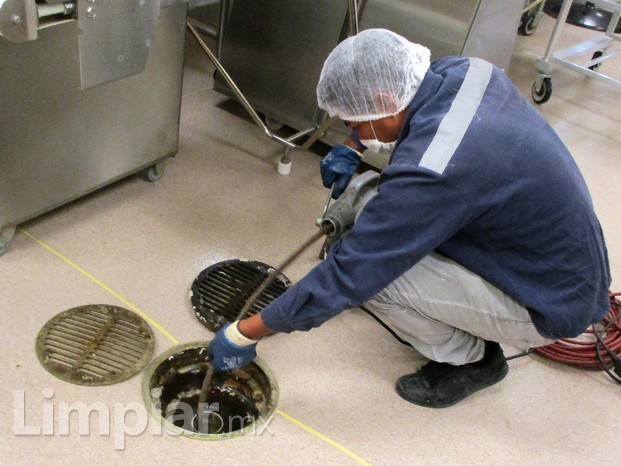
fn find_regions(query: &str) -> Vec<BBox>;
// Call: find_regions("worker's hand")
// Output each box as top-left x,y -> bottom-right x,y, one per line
207,322 -> 258,372
320,144 -> 363,199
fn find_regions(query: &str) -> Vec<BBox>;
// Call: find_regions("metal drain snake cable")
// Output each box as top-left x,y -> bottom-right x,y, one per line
198,229 -> 328,427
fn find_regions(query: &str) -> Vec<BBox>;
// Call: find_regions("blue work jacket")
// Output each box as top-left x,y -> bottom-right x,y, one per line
261,56 -> 611,339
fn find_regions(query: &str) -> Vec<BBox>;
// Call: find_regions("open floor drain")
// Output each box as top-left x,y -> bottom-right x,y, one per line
36,304 -> 154,386
142,342 -> 278,440
190,259 -> 290,332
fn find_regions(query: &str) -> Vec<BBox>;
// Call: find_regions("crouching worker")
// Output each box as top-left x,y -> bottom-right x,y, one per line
207,29 -> 611,408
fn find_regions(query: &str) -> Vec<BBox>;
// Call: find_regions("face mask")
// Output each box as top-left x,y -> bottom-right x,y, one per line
360,121 -> 397,154
359,139 -> 396,153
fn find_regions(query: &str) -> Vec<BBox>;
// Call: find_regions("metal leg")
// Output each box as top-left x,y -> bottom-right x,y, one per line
532,0 -> 573,103
604,7 -> 620,36
278,147 -> 293,175
0,225 -> 16,256
541,0 -> 573,65
587,6 -> 619,70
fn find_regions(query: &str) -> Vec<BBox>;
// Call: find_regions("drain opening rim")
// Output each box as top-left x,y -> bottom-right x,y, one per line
36,304 -> 155,386
141,341 -> 279,441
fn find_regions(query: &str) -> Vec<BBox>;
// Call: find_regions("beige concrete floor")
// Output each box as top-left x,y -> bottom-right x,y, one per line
1,13 -> 620,465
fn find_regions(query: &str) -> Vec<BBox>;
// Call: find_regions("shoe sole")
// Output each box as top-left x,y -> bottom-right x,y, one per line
396,362 -> 509,408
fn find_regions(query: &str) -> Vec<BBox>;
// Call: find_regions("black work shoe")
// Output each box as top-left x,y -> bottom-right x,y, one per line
396,341 -> 509,408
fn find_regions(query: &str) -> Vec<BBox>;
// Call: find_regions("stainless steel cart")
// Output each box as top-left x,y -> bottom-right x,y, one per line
0,1 -> 188,255
532,0 -> 621,103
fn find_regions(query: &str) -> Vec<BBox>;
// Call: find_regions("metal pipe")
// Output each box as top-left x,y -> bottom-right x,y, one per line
217,0 -> 229,58
303,116 -> 338,150
604,7 -> 620,37
542,0 -> 573,62
348,0 -> 359,35
286,127 -> 317,143
187,18 -> 217,40
521,0 -> 545,15
187,20 -> 337,152
38,2 -> 75,18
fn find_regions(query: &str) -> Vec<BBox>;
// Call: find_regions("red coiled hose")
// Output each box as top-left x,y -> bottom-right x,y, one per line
534,292 -> 621,370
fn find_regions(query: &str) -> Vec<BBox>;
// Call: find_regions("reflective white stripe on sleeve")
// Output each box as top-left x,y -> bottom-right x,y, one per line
418,58 -> 493,175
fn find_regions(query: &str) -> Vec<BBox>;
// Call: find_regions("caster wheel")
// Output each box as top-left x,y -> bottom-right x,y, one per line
265,114 -> 283,131
518,12 -> 539,36
145,161 -> 166,182
0,225 -> 17,256
589,51 -> 603,71
532,77 -> 552,104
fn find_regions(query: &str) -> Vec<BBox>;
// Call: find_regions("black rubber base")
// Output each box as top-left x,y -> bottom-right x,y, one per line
544,0 -> 621,33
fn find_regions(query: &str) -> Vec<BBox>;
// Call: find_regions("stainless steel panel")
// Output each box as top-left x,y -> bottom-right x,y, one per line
359,0 -> 523,71
358,0 -> 480,60
0,5 -> 186,233
212,0 -> 349,131
0,0 -> 38,42
77,0 -> 162,89
462,0 -> 524,71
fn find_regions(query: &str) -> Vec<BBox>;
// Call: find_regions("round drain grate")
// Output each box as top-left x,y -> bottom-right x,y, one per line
190,260 -> 290,332
36,304 -> 155,386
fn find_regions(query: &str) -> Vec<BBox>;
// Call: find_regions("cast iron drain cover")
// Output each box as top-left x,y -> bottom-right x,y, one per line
190,260 -> 290,332
36,304 -> 155,386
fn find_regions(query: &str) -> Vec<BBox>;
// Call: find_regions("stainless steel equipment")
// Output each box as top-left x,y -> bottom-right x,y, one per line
357,0 -> 523,70
212,0 -> 350,133
185,17 -> 342,177
532,0 -> 621,104
0,1 -> 188,255
206,0 -> 524,170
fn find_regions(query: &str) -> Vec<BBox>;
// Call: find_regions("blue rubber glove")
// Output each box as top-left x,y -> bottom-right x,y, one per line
207,322 -> 258,372
320,145 -> 363,199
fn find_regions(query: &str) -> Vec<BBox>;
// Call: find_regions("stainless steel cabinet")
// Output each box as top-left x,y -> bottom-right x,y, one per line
0,4 -> 187,254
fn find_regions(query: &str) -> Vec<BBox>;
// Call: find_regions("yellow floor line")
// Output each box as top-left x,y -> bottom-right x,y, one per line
276,409 -> 372,465
20,227 -> 372,465
19,228 -> 179,345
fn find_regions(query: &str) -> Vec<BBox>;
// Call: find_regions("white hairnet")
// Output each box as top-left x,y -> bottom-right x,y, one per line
316,29 -> 431,122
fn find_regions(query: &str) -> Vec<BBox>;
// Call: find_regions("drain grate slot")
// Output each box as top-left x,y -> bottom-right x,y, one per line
191,260 -> 291,332
36,304 -> 155,386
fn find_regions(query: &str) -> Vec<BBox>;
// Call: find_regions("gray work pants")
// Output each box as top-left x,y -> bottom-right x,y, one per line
364,252 -> 553,365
